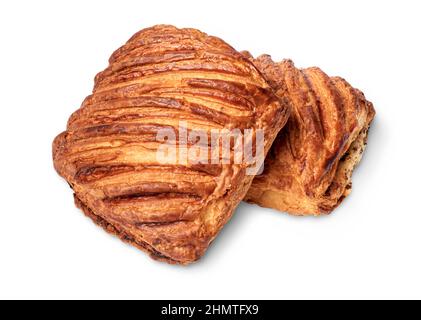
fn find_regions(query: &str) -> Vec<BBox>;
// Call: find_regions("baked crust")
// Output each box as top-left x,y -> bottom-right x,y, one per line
53,26 -> 289,264
245,55 -> 375,215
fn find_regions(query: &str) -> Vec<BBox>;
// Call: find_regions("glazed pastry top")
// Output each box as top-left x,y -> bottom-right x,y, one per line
53,25 -> 289,263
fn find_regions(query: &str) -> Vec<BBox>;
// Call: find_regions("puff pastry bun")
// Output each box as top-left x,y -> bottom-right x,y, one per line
53,26 -> 289,264
245,54 -> 375,215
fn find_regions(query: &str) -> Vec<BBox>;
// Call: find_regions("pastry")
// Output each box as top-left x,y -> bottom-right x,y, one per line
244,54 -> 375,215
52,26 -> 290,264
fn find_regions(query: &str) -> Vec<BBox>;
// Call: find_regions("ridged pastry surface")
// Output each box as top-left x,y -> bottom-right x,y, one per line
53,26 -> 289,264
245,55 -> 375,215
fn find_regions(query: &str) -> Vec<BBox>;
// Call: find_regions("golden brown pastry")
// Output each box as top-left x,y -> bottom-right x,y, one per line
52,26 -> 289,264
244,54 -> 375,215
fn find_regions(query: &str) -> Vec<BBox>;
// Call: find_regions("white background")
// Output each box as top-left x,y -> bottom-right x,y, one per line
0,0 -> 420,300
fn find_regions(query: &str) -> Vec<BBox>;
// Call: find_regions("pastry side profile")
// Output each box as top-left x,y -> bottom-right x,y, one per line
52,26 -> 289,264
244,54 -> 375,215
